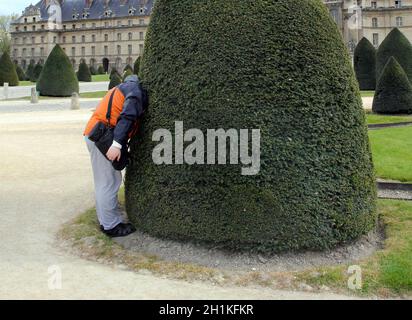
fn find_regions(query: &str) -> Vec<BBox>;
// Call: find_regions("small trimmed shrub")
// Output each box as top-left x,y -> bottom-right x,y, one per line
77,61 -> 92,82
376,28 -> 412,82
97,65 -> 105,74
122,69 -> 133,81
15,64 -> 26,81
123,64 -> 133,73
31,62 -> 43,82
0,52 -> 19,86
36,44 -> 79,97
373,56 -> 412,114
26,61 -> 35,81
133,56 -> 141,75
89,65 -> 97,75
354,37 -> 376,90
110,67 -> 120,79
125,0 -> 377,253
108,73 -> 122,89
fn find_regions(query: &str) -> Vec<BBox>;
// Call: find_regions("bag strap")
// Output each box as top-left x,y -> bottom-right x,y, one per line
106,88 -> 117,126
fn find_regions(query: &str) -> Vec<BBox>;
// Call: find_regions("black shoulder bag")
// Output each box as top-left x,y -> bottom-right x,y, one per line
88,89 -> 129,171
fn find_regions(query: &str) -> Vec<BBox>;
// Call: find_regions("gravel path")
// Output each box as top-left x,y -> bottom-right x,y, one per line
0,106 -> 360,299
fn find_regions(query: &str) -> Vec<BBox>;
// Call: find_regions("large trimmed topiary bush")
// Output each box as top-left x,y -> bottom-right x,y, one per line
108,72 -> 122,89
354,37 -> 376,90
77,61 -> 92,82
126,0 -> 377,253
373,56 -> 412,114
133,56 -> 141,75
376,28 -> 412,82
0,52 -> 19,86
15,63 -> 26,82
25,61 -> 35,82
36,44 -> 79,97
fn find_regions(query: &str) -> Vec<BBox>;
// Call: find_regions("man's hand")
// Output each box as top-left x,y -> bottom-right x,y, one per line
106,146 -> 121,162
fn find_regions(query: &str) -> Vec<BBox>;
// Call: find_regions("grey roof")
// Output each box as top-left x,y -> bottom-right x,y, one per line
30,0 -> 154,22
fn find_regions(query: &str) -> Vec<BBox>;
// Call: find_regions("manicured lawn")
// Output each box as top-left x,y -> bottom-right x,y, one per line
80,91 -> 107,98
361,91 -> 375,97
91,74 -> 110,82
18,81 -> 35,86
369,126 -> 412,182
367,113 -> 412,125
297,200 -> 412,297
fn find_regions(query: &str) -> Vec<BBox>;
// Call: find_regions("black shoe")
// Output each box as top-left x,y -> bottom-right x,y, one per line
101,223 -> 136,238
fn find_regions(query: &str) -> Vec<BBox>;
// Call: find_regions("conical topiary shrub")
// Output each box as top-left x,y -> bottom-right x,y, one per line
36,44 -> 79,97
15,64 -> 26,81
77,61 -> 92,82
122,69 -> 133,82
108,73 -> 122,90
26,61 -> 35,81
97,65 -> 105,75
89,65 -> 97,75
110,67 -> 120,79
133,56 -> 141,75
376,28 -> 412,82
123,64 -> 133,73
0,52 -> 19,86
354,37 -> 376,90
373,56 -> 412,114
31,62 -> 43,82
126,0 -> 377,253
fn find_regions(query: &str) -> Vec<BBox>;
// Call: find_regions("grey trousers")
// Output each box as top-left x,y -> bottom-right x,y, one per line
85,137 -> 124,230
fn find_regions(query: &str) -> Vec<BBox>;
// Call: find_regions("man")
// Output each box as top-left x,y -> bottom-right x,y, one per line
84,75 -> 145,237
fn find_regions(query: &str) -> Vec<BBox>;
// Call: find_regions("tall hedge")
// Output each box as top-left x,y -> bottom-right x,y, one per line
0,52 -> 19,86
15,63 -> 26,81
376,28 -> 412,82
354,37 -> 376,90
77,61 -> 92,82
36,44 -> 79,97
373,57 -> 412,114
126,0 -> 377,253
134,57 -> 141,75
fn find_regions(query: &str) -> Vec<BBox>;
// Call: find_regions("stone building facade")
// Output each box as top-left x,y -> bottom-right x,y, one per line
9,0 -> 412,72
324,0 -> 412,52
10,0 -> 154,72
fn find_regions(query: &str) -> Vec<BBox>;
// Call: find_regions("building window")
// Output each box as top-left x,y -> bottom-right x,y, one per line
104,46 -> 108,55
53,36 -> 57,43
23,37 -> 26,44
128,32 -> 132,40
33,17 -> 36,22
396,16 -> 403,27
63,25 -> 66,30
81,47 -> 86,56
24,18 -> 27,23
395,1 -> 402,8
22,48 -> 26,57
24,26 -> 27,31
104,34 -> 109,42
32,36 -> 35,44
40,47 -> 44,57
139,19 -> 144,25
72,47 -> 76,56
13,49 -> 18,57
41,25 -> 44,30
72,24 -> 76,29
139,44 -> 144,54
15,26 -> 19,32
371,1 -> 377,9
92,34 -> 96,42
117,21 -> 122,27
91,46 -> 95,56
373,33 -> 379,47
139,32 -> 144,40
372,18 -> 378,28
31,48 -> 35,57
72,36 -> 76,43
82,23 -> 86,29
104,22 -> 109,28
41,36 -> 44,43
82,35 -> 86,43
128,20 -> 132,26
117,33 -> 122,41
117,45 -> 121,55
128,45 -> 132,55
92,22 -> 96,28
32,25 -> 36,31
63,36 -> 66,43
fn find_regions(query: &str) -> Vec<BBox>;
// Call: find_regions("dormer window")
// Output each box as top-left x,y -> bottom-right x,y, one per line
82,12 -> 90,19
139,7 -> 146,15
128,7 -> 136,15
104,10 -> 112,17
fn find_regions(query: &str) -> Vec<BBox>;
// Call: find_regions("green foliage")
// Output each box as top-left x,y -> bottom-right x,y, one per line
77,61 -> 92,82
354,37 -> 376,90
25,61 -> 35,81
31,62 -> 43,82
89,65 -> 97,75
376,28 -> 412,82
123,64 -> 133,73
134,56 -> 141,75
36,44 -> 79,97
0,51 -> 18,86
97,65 -> 105,74
110,67 -> 120,79
122,69 -> 133,81
373,57 -> 412,114
108,73 -> 122,90
14,63 -> 26,81
126,0 -> 377,253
